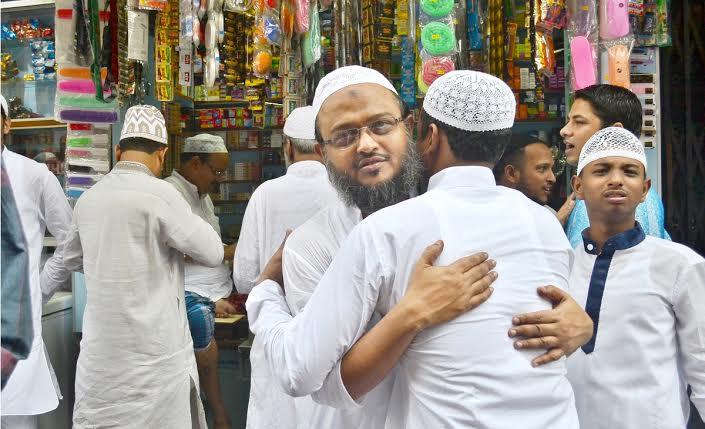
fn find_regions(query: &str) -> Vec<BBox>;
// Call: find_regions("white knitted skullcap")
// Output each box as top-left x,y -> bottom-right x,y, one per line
283,106 -> 316,140
577,127 -> 646,175
120,105 -> 168,145
423,70 -> 516,132
184,133 -> 227,153
0,95 -> 8,117
312,66 -> 398,120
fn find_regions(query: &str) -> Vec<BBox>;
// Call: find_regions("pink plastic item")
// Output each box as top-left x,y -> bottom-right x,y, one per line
58,80 -> 111,96
294,0 -> 309,34
570,36 -> 596,90
600,0 -> 630,39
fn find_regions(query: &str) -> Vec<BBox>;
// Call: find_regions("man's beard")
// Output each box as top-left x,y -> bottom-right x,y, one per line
325,139 -> 422,216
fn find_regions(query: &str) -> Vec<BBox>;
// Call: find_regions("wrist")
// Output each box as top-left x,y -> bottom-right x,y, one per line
393,299 -> 428,333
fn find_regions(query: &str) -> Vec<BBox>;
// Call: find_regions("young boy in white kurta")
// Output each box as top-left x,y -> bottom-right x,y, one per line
566,127 -> 705,429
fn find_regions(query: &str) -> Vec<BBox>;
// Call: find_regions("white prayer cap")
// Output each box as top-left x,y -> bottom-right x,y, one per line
0,95 -> 8,117
120,105 -> 168,145
577,127 -> 646,175
422,70 -> 516,132
312,66 -> 398,119
184,133 -> 227,153
283,106 -> 316,140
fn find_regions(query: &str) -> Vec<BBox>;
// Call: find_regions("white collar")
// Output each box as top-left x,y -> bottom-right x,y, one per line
427,166 -> 496,191
286,160 -> 327,178
170,170 -> 202,200
114,161 -> 155,177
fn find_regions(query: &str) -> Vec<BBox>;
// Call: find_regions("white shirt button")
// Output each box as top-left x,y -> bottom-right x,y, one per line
587,244 -> 594,251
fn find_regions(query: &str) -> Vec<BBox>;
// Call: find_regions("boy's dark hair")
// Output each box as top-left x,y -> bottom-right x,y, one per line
575,84 -> 643,136
493,134 -> 550,180
419,109 -> 510,166
118,137 -> 164,154
314,92 -> 411,144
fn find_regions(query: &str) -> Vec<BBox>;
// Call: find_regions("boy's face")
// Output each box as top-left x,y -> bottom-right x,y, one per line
560,99 -> 603,167
572,156 -> 650,225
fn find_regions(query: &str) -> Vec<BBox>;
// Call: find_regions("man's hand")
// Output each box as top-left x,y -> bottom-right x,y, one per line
401,240 -> 497,332
556,192 -> 576,226
255,230 -> 291,288
509,285 -> 593,367
215,299 -> 237,317
223,244 -> 235,263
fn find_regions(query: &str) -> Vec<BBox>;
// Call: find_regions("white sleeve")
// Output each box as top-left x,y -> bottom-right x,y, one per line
60,214 -> 83,273
283,241 -> 325,315
232,193 -> 261,293
673,258 -> 705,419
245,224 -> 387,397
160,190 -> 224,267
39,170 -> 74,300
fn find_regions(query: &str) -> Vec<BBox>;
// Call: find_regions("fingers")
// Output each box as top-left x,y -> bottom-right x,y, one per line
461,259 -> 496,284
537,285 -> 568,305
513,335 -> 560,350
465,286 -> 493,311
531,348 -> 566,367
416,240 -> 445,268
450,251 -> 490,273
511,309 -> 557,327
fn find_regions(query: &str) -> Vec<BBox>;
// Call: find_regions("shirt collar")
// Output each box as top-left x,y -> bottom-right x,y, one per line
581,222 -> 646,255
427,166 -> 496,192
286,160 -> 327,177
114,161 -> 155,177
170,170 -> 202,200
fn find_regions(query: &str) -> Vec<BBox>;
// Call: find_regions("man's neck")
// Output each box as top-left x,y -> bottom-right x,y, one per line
585,215 -> 637,253
176,168 -> 204,196
290,155 -> 322,164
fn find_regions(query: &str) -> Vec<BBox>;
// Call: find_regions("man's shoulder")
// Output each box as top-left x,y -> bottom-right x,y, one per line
641,236 -> 704,265
286,203 -> 346,254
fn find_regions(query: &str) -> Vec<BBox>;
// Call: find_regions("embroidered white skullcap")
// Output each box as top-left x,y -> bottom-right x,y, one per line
423,70 -> 516,132
283,106 -> 316,140
577,127 -> 647,175
184,133 -> 227,153
120,105 -> 168,145
312,66 -> 398,119
0,95 -> 8,117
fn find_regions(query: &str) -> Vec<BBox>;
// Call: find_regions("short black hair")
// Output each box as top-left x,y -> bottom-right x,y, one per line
419,109 -> 510,165
179,152 -> 213,164
314,92 -> 411,144
493,135 -> 550,180
574,84 -> 643,136
118,137 -> 164,154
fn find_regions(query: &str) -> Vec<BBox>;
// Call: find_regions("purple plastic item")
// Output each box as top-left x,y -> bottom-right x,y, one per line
68,176 -> 95,186
59,110 -> 118,123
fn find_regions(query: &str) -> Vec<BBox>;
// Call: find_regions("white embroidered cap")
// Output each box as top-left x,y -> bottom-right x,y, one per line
184,133 -> 227,153
312,66 -> 398,119
283,106 -> 316,140
120,105 -> 168,145
577,127 -> 646,175
423,70 -> 516,132
0,95 -> 8,117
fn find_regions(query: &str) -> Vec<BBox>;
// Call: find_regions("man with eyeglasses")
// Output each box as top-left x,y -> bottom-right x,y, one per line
164,133 -> 236,429
234,106 -> 339,429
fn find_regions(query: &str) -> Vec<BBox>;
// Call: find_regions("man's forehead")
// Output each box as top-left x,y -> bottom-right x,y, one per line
588,156 -> 643,168
319,83 -> 398,112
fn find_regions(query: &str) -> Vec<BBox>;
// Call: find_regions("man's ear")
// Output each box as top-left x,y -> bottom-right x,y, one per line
572,174 -> 584,200
641,178 -> 651,203
612,122 -> 624,129
421,124 -> 441,158
504,164 -> 520,185
115,144 -> 122,161
314,142 -> 324,158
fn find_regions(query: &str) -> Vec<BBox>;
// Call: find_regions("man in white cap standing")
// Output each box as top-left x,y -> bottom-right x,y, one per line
235,106 -> 339,429
566,127 -> 704,428
1,95 -> 74,428
60,105 -> 224,428
164,133 -> 235,429
247,70 -> 590,428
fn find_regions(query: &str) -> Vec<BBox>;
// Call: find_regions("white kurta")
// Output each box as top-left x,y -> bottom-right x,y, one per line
232,160 -> 338,294
165,170 -> 232,302
247,166 -> 579,429
61,161 -> 224,429
566,228 -> 705,428
237,161 -> 338,429
1,149 -> 72,416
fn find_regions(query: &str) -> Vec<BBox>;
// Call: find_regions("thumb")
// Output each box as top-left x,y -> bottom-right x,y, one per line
537,285 -> 567,305
418,240 -> 444,267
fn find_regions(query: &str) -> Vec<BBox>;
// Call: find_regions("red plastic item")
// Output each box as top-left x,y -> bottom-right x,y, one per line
57,9 -> 73,19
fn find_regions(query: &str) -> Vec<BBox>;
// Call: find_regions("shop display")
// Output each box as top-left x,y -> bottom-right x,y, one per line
64,123 -> 111,202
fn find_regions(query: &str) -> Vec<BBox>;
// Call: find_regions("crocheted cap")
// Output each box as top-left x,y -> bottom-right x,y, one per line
283,106 -> 316,140
184,133 -> 227,153
577,127 -> 646,175
312,66 -> 398,120
422,70 -> 516,132
120,105 -> 168,145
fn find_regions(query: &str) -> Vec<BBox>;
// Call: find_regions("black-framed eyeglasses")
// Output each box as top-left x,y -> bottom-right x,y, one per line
206,162 -> 226,178
322,116 -> 404,149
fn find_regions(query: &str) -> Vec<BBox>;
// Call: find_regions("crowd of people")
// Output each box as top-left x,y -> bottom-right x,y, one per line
0,65 -> 703,429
